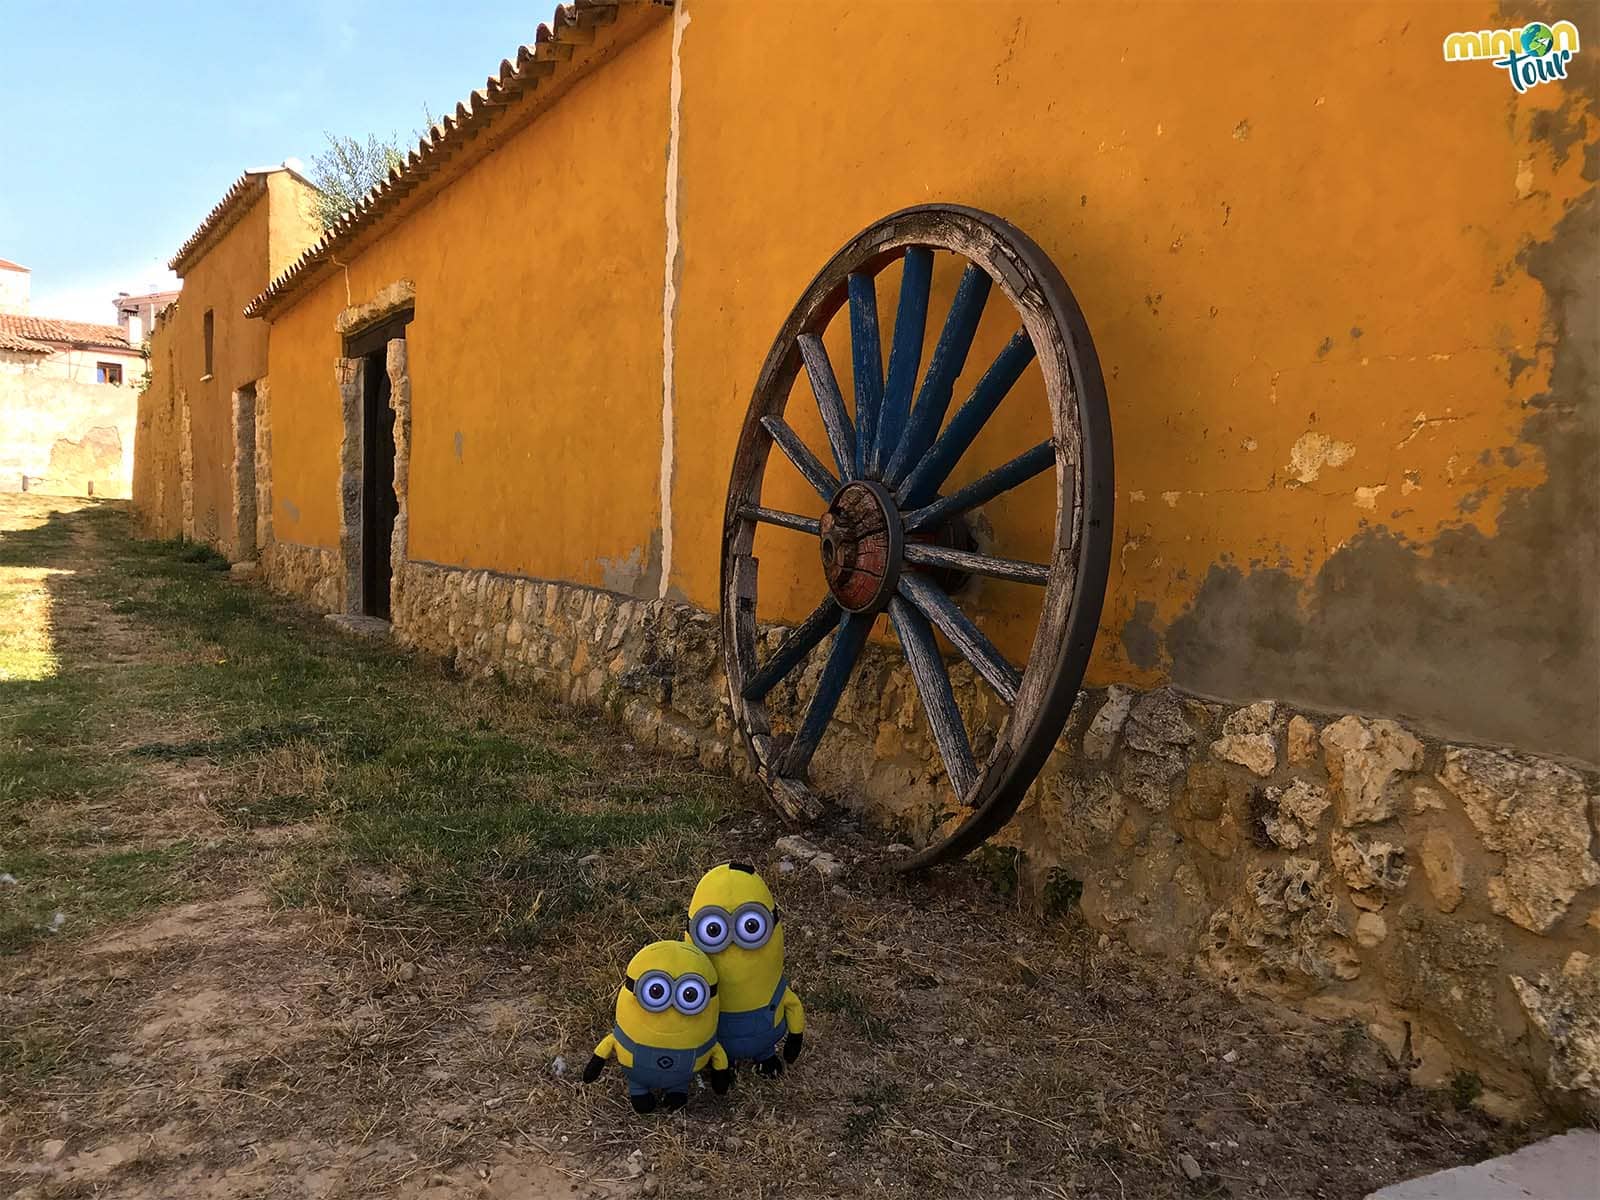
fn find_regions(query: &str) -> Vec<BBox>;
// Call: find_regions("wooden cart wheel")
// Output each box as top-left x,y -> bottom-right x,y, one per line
719,205 -> 1113,869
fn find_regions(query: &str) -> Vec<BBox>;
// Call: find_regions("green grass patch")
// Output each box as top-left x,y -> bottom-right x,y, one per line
0,843 -> 199,955
1,502 -> 742,956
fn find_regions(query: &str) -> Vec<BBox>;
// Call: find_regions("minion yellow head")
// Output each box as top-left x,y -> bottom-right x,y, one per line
613,940 -> 720,1050
686,863 -> 785,1009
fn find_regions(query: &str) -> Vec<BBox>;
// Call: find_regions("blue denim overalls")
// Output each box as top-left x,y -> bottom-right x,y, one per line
717,974 -> 788,1062
611,1025 -> 719,1096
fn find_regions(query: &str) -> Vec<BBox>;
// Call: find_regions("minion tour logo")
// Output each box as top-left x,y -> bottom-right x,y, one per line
1443,19 -> 1581,92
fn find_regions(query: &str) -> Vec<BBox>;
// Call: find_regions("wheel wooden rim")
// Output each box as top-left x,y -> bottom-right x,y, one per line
719,205 -> 1114,869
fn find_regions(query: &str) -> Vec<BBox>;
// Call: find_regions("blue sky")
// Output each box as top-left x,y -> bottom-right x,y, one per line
0,1 -> 538,322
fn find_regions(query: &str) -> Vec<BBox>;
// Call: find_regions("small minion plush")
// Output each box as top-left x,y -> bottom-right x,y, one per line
686,862 -> 805,1075
583,940 -> 731,1112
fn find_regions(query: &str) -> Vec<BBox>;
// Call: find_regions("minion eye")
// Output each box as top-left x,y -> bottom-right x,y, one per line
673,974 -> 710,1015
636,971 -> 673,1013
733,904 -> 772,949
692,909 -> 732,952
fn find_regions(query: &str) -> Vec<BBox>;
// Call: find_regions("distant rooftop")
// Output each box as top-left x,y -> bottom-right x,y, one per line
0,313 -> 130,354
0,258 -> 29,273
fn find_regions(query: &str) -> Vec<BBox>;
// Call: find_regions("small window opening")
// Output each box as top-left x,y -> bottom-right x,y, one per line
203,309 -> 215,377
96,361 -> 123,385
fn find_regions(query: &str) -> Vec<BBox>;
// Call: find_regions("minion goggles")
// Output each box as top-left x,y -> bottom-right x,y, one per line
689,902 -> 779,953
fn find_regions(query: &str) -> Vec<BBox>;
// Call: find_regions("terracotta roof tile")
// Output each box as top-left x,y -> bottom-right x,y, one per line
0,258 -> 29,272
0,313 -> 130,351
0,330 -> 51,353
245,0 -> 651,320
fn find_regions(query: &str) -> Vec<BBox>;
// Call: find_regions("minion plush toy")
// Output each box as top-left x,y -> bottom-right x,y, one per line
582,941 -> 732,1112
686,863 -> 805,1076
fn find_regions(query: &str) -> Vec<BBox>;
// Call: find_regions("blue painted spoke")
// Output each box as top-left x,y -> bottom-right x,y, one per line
847,272 -> 883,477
898,573 -> 1021,705
903,543 -> 1050,586
781,611 -> 873,777
760,415 -> 839,502
736,504 -> 821,536
869,247 -> 934,478
883,264 -> 993,488
897,329 -> 1035,509
888,597 -> 977,797
742,597 -> 840,702
903,439 -> 1055,533
797,334 -> 856,480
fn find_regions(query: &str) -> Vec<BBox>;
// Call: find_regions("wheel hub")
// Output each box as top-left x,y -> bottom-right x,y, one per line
819,479 -> 903,613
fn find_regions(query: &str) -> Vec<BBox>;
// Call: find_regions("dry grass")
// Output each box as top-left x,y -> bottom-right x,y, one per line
0,496 -> 1547,1199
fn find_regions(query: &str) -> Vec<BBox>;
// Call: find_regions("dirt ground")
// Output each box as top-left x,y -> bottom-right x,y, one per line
0,495 -> 1552,1199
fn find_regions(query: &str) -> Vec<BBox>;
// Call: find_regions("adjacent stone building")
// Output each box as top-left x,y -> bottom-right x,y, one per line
0,302 -> 147,497
133,161 -> 321,557
136,2 -> 1598,1116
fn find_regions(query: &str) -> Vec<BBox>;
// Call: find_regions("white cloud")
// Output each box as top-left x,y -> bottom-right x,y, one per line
28,259 -> 179,324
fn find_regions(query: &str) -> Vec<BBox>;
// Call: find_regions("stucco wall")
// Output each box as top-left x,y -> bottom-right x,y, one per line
133,315 -> 184,534
137,173 -> 321,555
0,367 -> 137,497
667,0 -> 1597,764
263,6 -> 670,594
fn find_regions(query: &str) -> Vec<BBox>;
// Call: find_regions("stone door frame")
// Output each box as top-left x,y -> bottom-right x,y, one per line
229,381 -> 258,563
334,282 -> 415,619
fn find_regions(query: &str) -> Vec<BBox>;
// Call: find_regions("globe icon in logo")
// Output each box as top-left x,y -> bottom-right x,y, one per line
1522,23 -> 1555,56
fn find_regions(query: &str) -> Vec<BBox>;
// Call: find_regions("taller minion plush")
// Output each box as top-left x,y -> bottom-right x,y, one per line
583,940 -> 731,1113
686,863 -> 804,1075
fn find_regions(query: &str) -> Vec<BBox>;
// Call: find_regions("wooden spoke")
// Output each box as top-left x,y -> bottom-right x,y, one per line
736,505 -> 821,536
847,272 -> 884,478
869,246 -> 933,478
897,573 -> 1021,705
897,328 -> 1035,509
883,263 -> 992,487
780,611 -> 873,777
760,414 -> 839,501
903,439 -> 1054,533
796,333 -> 857,480
903,542 -> 1049,586
741,596 -> 840,702
888,597 -> 977,797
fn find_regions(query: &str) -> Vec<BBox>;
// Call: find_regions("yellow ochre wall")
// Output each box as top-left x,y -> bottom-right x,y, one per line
263,9 -> 670,593
136,172 -> 321,555
667,0 -> 1596,762
133,314 -> 182,533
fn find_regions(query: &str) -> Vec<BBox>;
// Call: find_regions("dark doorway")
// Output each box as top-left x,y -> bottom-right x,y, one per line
344,311 -> 412,620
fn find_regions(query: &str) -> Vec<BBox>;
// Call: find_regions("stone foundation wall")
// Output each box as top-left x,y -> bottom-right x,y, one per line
265,540 -> 341,612
301,554 -> 1600,1117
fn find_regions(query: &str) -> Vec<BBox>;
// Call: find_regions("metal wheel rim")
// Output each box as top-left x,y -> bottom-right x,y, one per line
719,204 -> 1114,870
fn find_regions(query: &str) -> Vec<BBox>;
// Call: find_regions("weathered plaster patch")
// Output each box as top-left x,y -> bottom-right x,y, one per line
1286,432 -> 1355,484
596,528 -> 664,600
1167,191 -> 1599,763
1353,485 -> 1387,510
1120,599 -> 1160,670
